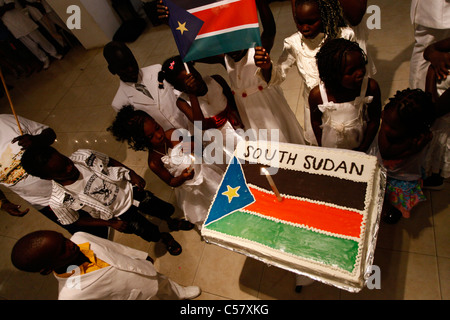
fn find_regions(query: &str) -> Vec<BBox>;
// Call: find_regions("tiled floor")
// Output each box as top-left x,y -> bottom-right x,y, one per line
0,0 -> 448,300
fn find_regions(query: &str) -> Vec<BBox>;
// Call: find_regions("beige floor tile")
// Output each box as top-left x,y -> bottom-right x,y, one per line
341,248 -> 440,300
193,244 -> 264,299
431,183 -> 450,258
438,257 -> 450,299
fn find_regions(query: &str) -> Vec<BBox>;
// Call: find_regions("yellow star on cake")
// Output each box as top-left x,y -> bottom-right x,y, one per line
222,185 -> 240,203
176,21 -> 188,35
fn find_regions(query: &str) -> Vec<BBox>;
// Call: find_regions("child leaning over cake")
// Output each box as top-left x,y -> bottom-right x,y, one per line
158,55 -> 244,164
254,0 -> 355,145
368,89 -> 438,224
109,106 -> 224,229
308,38 -> 381,152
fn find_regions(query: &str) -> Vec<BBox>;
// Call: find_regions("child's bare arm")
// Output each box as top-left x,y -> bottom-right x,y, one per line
357,78 -> 381,152
148,153 -> 194,188
308,86 -> 324,146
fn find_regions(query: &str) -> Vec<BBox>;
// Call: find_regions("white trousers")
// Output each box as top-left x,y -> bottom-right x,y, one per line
409,25 -> 450,90
19,29 -> 59,62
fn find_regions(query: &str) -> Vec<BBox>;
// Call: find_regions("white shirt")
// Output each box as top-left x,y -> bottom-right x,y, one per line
0,0 -> 38,38
55,232 -> 160,300
0,114 -> 52,209
111,65 -> 191,132
49,149 -> 133,225
411,0 -> 450,29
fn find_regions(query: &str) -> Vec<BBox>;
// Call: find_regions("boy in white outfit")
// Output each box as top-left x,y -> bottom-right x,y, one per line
11,230 -> 201,300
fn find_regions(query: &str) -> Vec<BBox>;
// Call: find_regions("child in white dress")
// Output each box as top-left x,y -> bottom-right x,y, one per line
309,38 -> 381,152
159,55 -> 244,164
254,0 -> 355,145
109,106 -> 224,228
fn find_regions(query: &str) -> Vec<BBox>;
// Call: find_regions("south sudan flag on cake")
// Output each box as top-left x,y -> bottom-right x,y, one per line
201,141 -> 385,292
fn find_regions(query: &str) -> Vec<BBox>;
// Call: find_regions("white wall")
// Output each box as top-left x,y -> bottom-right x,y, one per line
46,0 -> 122,49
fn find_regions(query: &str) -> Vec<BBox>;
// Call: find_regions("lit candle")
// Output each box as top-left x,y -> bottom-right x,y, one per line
260,167 -> 282,202
188,155 -> 195,173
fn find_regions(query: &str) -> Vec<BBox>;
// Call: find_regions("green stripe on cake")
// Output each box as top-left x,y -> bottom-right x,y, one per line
205,211 -> 359,273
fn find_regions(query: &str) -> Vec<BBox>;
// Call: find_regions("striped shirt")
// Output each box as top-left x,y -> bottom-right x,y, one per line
49,149 -> 133,225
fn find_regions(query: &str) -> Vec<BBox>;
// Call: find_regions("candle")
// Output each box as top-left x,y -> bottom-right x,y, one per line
261,167 -> 282,202
188,155 -> 195,173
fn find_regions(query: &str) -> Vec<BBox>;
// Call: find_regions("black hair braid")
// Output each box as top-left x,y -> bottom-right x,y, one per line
317,0 -> 347,39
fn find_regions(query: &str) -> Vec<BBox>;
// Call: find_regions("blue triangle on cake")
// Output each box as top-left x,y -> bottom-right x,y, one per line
204,156 -> 255,226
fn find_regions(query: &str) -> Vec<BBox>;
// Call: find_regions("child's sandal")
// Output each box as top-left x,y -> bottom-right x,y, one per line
161,233 -> 182,256
168,218 -> 195,231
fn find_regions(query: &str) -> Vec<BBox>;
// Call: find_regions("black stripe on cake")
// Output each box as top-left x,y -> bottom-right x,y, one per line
241,163 -> 368,211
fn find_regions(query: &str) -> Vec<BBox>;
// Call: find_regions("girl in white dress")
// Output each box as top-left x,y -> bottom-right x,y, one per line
254,0 -> 355,145
309,38 -> 381,152
159,55 -> 243,165
109,106 -> 224,228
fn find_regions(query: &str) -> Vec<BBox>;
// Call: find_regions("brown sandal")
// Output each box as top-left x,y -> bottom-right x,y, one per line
161,233 -> 182,256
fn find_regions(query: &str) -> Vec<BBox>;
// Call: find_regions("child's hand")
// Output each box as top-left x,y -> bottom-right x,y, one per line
254,46 -> 271,70
129,170 -> 146,190
428,51 -> 450,81
184,73 -> 200,94
181,167 -> 195,181
157,0 -> 169,22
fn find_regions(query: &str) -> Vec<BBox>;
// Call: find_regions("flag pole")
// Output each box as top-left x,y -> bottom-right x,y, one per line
183,62 -> 191,74
0,68 -> 23,135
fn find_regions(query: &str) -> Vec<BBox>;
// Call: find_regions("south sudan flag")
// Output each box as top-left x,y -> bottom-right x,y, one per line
167,0 -> 261,62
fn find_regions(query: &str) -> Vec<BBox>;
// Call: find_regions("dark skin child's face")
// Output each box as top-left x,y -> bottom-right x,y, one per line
43,151 -> 80,183
110,50 -> 139,83
340,50 -> 366,90
295,2 -> 323,39
142,116 -> 166,147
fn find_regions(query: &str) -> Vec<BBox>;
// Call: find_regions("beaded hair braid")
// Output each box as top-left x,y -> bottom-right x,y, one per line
295,0 -> 347,39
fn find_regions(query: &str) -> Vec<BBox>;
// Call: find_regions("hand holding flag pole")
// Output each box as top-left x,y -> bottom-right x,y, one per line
0,68 -> 23,135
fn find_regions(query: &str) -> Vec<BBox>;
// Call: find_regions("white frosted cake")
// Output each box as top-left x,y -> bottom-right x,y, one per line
201,141 -> 384,292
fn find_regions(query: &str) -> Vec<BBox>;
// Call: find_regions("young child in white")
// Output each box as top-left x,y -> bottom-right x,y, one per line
109,106 -> 224,229
254,0 -> 355,145
308,38 -> 381,152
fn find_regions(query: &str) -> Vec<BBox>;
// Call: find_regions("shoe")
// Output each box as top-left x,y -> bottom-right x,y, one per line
382,207 -> 402,224
161,232 -> 182,256
168,218 -> 195,231
183,286 -> 201,300
43,58 -> 50,70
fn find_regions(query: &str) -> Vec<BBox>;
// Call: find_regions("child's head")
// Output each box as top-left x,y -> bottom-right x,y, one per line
159,55 -> 207,95
11,230 -> 81,275
108,105 -> 164,151
294,0 -> 346,40
381,89 -> 435,140
21,145 -> 79,182
316,38 -> 367,92
103,41 -> 139,83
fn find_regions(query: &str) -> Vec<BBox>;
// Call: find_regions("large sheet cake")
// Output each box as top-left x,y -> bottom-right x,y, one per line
201,141 -> 385,292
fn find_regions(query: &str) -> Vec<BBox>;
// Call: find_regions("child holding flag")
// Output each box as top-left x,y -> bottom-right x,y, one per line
158,55 -> 243,164
254,0 -> 355,145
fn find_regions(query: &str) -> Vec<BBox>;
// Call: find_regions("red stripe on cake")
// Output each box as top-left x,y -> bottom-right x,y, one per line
244,186 -> 364,239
